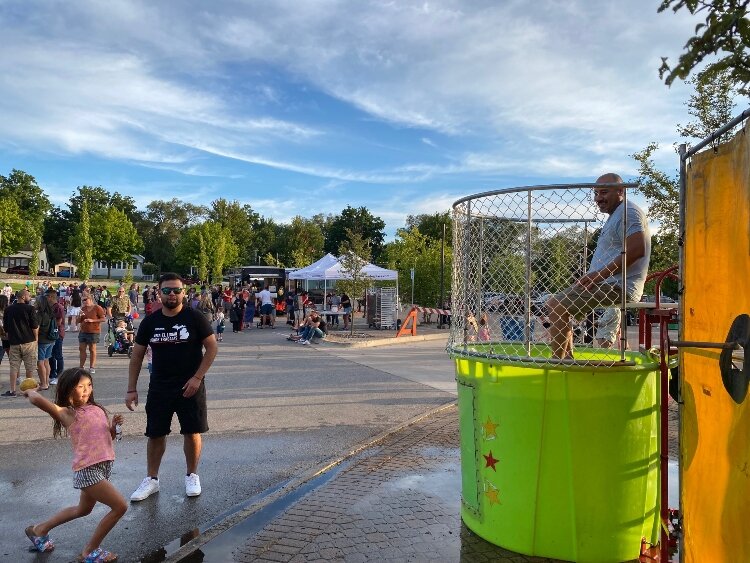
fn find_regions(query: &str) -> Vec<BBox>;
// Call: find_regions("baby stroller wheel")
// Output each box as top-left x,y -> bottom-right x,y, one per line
108,344 -> 114,357
127,347 -> 133,358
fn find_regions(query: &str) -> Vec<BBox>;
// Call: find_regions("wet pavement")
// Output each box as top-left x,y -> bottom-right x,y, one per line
168,400 -> 680,563
0,312 -> 679,563
0,319 -> 456,562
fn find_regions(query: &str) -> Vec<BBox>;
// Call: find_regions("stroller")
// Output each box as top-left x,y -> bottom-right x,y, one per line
106,316 -> 134,358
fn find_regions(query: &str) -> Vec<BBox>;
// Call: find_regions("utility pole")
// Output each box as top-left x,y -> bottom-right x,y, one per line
438,222 -> 445,329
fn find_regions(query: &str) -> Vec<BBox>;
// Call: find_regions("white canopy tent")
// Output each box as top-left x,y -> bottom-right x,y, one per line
288,254 -> 399,319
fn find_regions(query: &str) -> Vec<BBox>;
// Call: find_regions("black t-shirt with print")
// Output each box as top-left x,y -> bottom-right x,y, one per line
135,306 -> 213,389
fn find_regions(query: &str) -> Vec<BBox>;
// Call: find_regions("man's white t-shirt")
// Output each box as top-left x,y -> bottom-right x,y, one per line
258,289 -> 273,306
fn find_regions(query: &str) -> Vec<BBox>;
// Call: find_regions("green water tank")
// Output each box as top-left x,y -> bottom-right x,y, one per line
453,345 -> 660,563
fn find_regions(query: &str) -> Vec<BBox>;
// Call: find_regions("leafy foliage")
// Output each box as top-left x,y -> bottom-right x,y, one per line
405,212 -> 452,246
71,200 -> 93,280
281,216 -> 325,267
175,221 -> 238,280
0,197 -> 27,256
89,206 -> 143,278
659,0 -> 750,94
337,230 -> 374,334
633,66 -> 738,296
140,199 -> 207,271
326,206 -> 386,260
384,227 -> 451,308
209,199 -> 258,264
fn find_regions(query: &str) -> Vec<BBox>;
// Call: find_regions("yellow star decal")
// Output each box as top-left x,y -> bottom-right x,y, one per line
482,416 -> 498,440
484,482 -> 501,506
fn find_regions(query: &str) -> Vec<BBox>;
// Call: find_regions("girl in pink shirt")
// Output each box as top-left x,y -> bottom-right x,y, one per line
22,368 -> 127,562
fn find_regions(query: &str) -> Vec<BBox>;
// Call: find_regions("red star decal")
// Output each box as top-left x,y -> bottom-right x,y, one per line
483,450 -> 498,471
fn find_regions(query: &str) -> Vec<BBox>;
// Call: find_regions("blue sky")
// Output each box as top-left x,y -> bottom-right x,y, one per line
0,1 -> 700,239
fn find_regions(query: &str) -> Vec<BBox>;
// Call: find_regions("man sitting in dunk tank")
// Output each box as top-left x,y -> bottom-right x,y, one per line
546,173 -> 651,359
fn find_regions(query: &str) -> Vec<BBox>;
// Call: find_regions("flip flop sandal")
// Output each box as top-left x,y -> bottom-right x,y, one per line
25,525 -> 54,552
79,547 -> 118,562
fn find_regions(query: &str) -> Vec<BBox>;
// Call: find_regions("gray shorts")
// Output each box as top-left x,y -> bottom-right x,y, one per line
553,283 -> 622,320
595,308 -> 622,344
74,460 -> 113,489
78,332 -> 100,345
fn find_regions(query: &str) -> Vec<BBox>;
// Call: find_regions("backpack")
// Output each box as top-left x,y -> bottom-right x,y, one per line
40,309 -> 59,341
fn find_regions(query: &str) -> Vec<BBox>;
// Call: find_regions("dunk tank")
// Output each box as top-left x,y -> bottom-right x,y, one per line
448,184 -> 660,562
449,109 -> 750,563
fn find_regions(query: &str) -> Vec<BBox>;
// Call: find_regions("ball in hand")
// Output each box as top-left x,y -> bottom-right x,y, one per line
19,378 -> 39,391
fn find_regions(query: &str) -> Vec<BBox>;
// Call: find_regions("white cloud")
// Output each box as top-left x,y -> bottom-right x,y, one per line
0,0 -> 706,196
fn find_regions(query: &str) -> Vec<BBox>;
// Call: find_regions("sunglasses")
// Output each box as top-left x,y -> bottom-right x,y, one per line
161,287 -> 184,295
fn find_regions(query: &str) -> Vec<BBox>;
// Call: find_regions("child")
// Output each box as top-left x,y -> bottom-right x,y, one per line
115,318 -> 133,344
478,316 -> 491,341
22,368 -> 127,562
216,312 -> 225,342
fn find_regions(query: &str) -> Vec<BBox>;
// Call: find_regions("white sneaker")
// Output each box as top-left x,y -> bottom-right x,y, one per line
49,378 -> 58,385
299,340 -> 309,345
185,473 -> 201,497
130,477 -> 159,501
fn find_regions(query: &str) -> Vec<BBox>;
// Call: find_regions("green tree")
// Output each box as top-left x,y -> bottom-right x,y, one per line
140,199 -> 207,271
658,0 -> 750,94
197,232 -> 209,283
282,216 -> 325,267
209,199 -> 258,263
384,227 -> 452,308
326,206 -> 386,260
175,221 -> 238,280
68,186 -> 139,224
633,67 -> 737,296
90,206 -> 143,278
28,233 -> 41,277
337,230 -> 375,334
71,200 -> 94,280
0,170 -> 52,260
123,263 -> 134,287
532,228 -> 582,294
250,217 -> 279,264
0,198 -> 28,256
43,207 -> 73,265
0,169 -> 52,233
405,212 -> 452,246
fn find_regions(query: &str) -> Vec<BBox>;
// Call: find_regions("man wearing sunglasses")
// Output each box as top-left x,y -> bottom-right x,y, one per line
125,273 -> 217,501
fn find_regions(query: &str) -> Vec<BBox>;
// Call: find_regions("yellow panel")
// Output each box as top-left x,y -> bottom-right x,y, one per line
682,120 -> 750,562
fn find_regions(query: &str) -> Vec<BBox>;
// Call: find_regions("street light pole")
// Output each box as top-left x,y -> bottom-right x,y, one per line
438,222 -> 445,329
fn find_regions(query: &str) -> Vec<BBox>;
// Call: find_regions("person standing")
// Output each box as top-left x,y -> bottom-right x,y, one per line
67,284 -> 82,332
78,295 -> 106,374
49,290 -> 66,384
126,273 -> 217,501
2,290 -> 39,396
108,286 -> 131,321
35,288 -> 60,388
257,285 -> 275,329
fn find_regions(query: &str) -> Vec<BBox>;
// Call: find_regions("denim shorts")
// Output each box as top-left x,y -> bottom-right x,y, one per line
38,342 -> 54,361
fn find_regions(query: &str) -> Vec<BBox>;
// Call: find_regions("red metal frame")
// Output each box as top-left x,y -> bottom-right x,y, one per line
637,266 -> 680,563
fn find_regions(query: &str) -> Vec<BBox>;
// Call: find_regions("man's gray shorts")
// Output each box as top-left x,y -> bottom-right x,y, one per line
553,283 -> 622,320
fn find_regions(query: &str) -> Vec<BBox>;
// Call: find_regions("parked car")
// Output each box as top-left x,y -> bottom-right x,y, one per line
5,265 -> 29,275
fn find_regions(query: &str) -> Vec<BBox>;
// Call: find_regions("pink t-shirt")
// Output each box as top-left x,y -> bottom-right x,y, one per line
69,404 -> 115,471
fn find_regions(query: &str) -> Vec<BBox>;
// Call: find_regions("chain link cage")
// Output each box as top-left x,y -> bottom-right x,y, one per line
449,183 -> 637,367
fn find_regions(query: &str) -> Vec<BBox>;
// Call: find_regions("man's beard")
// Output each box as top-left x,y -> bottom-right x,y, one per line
162,299 -> 181,310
